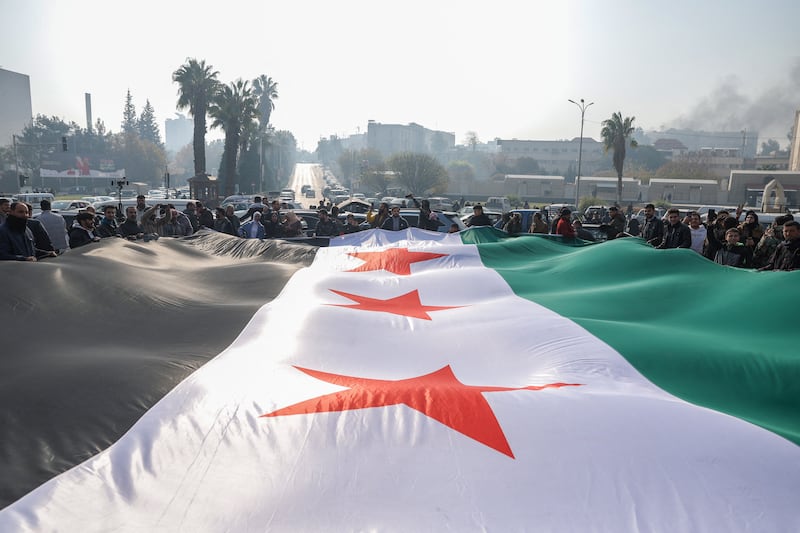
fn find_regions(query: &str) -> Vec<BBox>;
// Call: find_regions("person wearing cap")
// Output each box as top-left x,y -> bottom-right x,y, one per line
466,204 -> 492,227
314,209 -> 339,237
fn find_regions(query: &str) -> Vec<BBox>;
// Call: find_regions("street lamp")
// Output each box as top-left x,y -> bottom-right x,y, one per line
568,98 -> 594,207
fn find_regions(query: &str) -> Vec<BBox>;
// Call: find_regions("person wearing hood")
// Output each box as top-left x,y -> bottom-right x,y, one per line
69,211 -> 101,249
738,210 -> 763,251
240,211 -> 266,239
283,211 -> 303,237
0,202 -> 37,261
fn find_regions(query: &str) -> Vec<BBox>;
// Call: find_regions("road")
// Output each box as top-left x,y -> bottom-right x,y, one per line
285,163 -> 325,208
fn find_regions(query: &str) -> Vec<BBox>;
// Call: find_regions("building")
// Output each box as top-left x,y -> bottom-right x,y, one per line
653,138 -> 688,159
366,121 -> 455,156
0,68 -> 33,147
648,178 -> 721,205
164,114 -> 193,153
727,170 -> 800,209
646,128 -> 759,159
492,138 -> 604,175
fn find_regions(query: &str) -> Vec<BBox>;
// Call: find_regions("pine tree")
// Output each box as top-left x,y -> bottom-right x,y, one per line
138,100 -> 163,146
121,89 -> 138,134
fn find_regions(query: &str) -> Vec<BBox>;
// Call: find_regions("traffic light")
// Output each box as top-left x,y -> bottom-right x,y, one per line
62,136 -> 68,151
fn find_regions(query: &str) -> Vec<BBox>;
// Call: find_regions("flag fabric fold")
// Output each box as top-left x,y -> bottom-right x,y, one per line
1,228 -> 798,532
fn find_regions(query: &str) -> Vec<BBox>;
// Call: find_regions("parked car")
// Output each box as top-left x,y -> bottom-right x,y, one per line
51,200 -> 92,212
399,209 -> 466,232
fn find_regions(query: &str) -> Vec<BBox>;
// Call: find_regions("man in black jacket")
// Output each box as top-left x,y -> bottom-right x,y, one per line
759,220 -> 800,271
641,204 -> 664,246
657,208 -> 691,249
0,202 -> 36,261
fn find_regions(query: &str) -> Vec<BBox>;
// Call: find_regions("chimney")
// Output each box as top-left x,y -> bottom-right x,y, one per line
85,93 -> 93,132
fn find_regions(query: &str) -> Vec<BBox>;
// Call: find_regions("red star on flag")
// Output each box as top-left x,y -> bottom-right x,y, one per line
346,248 -> 448,275
262,365 -> 582,458
328,289 -> 461,320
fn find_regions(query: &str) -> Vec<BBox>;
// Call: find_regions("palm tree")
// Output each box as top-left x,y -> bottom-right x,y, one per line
252,75 -> 279,130
172,58 -> 220,178
209,79 -> 258,197
600,112 -> 638,206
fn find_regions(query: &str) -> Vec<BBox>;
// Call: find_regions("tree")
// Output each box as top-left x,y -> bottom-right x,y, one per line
600,112 -> 637,205
209,79 -> 258,196
514,157 -> 541,175
121,89 -> 138,134
387,152 -> 448,195
760,139 -> 780,155
447,161 -> 475,183
464,131 -> 480,152
138,100 -> 162,146
252,75 -> 278,130
173,58 -> 220,178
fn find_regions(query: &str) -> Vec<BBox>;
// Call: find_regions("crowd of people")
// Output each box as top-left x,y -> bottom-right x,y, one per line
517,202 -> 799,271
1,194 -> 798,271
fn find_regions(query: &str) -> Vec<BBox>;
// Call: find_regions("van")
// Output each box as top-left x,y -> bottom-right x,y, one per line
485,197 -> 511,212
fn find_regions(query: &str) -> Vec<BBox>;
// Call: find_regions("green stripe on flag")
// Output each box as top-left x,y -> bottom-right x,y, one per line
468,228 -> 800,446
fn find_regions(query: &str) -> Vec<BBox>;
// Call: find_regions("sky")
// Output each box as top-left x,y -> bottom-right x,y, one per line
2,0 -> 799,152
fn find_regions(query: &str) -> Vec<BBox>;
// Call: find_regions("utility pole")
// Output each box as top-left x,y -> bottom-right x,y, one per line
568,98 -> 594,207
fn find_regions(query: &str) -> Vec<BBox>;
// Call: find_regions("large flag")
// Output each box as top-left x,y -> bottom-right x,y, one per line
1,228 -> 799,531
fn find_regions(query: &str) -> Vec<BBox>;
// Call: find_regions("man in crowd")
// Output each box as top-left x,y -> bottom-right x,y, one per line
641,204 -> 664,247
182,202 -> 200,233
367,202 -> 390,229
381,206 -> 409,231
0,202 -> 37,261
713,227 -> 752,268
656,208 -> 691,249
37,199 -> 69,253
196,202 -> 215,229
466,204 -> 492,227
0,198 -> 11,225
687,212 -> 707,254
759,220 -> 800,271
24,202 -> 57,259
314,209 -> 339,237
343,213 -> 362,234
225,205 -> 241,236
135,195 -> 150,223
214,207 -> 234,235
96,205 -> 121,238
119,206 -> 144,239
69,211 -> 101,249
607,206 -> 627,238
572,220 -> 596,241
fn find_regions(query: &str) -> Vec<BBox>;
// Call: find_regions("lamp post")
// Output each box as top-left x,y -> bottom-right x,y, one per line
568,98 -> 594,207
